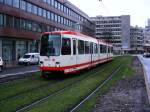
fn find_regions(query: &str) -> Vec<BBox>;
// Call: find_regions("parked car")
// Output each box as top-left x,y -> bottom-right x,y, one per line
18,53 -> 40,65
143,52 -> 150,57
0,57 -> 3,72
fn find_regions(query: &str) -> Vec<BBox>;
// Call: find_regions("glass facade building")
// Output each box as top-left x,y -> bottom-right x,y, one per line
0,0 -> 95,66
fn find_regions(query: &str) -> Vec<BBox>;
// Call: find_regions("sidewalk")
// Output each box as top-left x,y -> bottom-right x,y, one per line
138,55 -> 150,104
3,61 -> 19,68
0,65 -> 39,78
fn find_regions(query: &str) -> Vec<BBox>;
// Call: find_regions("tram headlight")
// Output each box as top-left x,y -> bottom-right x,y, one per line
40,61 -> 44,66
55,62 -> 60,67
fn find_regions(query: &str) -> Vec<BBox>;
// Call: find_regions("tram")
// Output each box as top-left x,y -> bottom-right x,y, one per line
39,31 -> 113,76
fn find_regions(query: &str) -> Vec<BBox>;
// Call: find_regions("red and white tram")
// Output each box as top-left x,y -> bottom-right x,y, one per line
39,31 -> 113,76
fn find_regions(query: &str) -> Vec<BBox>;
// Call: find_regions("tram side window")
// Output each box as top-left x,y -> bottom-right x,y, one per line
94,43 -> 98,54
85,41 -> 90,54
73,39 -> 76,55
61,38 -> 71,55
111,47 -> 113,53
100,45 -> 103,53
108,46 -> 110,53
90,42 -> 93,54
78,40 -> 85,54
100,45 -> 106,53
104,45 -> 107,53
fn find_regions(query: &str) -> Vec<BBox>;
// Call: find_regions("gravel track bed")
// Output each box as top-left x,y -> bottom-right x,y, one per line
93,56 -> 150,112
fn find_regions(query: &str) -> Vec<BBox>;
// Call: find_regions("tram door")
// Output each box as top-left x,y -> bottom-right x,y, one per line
72,39 -> 77,66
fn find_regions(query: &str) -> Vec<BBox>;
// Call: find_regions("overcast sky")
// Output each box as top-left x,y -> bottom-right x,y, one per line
69,0 -> 150,27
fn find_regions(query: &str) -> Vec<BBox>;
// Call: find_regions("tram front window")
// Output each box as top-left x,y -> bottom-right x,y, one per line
40,34 -> 61,56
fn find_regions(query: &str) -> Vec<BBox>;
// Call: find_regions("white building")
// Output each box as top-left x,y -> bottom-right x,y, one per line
130,26 -> 144,54
91,15 -> 130,54
144,26 -> 150,52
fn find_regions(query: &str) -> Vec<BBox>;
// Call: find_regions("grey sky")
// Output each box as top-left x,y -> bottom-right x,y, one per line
69,0 -> 150,27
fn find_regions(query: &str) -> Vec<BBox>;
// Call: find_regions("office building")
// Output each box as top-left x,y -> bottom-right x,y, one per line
91,15 -> 130,54
130,26 -> 144,54
0,0 -> 95,66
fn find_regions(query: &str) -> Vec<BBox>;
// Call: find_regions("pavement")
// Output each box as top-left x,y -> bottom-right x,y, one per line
138,55 -> 150,104
0,65 -> 40,78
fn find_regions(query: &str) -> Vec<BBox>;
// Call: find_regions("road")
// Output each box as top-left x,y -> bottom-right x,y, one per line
0,65 -> 40,78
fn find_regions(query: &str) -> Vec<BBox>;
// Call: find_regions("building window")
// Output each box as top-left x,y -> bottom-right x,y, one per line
13,0 -> 20,8
26,20 -> 32,31
32,5 -> 37,15
61,16 -> 64,24
4,0 -> 12,6
58,2 -> 61,10
43,9 -> 47,18
43,0 -> 46,3
38,7 -> 42,16
20,19 -> 26,29
58,15 -> 61,23
54,0 -> 58,8
37,23 -> 42,32
0,0 -> 4,3
14,17 -> 20,29
51,12 -> 54,21
47,0 -> 50,5
51,0 -> 54,6
6,15 -> 13,27
60,4 -> 64,12
32,22 -> 37,32
64,6 -> 66,13
47,11 -> 51,20
55,14 -> 58,22
20,0 -> 26,11
0,13 -> 3,26
27,2 -> 32,13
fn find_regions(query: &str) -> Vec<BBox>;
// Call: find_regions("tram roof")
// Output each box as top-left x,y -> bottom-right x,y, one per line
42,31 -> 113,46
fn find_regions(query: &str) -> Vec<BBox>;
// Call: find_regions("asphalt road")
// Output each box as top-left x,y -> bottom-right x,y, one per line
0,65 -> 40,78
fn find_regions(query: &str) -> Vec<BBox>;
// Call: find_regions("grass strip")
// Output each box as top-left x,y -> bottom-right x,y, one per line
24,57 -> 122,112
0,64 -> 107,112
77,56 -> 134,112
0,72 -> 55,100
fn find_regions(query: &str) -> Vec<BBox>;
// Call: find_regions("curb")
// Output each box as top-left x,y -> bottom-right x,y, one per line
142,66 -> 150,104
0,70 -> 40,79
138,56 -> 150,104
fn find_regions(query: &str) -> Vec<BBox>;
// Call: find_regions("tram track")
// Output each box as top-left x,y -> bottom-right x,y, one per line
15,63 -> 110,112
0,63 -> 107,102
19,60 -> 123,112
0,80 -> 60,102
0,62 -> 111,112
70,65 -> 122,112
